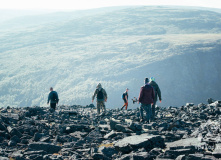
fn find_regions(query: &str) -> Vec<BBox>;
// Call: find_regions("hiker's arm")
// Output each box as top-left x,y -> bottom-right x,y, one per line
152,87 -> 155,102
157,85 -> 162,101
92,89 -> 97,102
47,93 -> 50,104
56,92 -> 59,104
103,90 -> 107,101
138,87 -> 143,103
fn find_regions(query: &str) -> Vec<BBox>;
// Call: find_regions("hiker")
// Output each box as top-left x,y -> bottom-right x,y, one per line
132,97 -> 138,104
121,88 -> 129,110
92,83 -> 107,115
149,77 -> 162,121
138,78 -> 155,123
47,87 -> 59,111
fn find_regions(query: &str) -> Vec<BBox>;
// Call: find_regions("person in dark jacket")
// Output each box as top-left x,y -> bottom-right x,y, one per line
47,87 -> 59,111
138,78 -> 155,123
92,83 -> 107,115
149,77 -> 162,121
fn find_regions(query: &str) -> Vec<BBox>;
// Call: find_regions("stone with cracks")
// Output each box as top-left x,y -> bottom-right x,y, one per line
212,143 -> 221,158
28,142 -> 62,154
0,122 -> 7,131
114,134 -> 165,153
110,119 -> 121,130
7,126 -> 22,138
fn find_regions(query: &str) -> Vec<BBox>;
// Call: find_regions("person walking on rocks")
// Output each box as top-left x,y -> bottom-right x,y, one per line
149,77 -> 162,121
92,83 -> 107,115
138,78 -> 155,123
47,87 -> 59,112
121,88 -> 129,110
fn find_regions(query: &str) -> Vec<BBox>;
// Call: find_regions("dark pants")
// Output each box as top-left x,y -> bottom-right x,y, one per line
121,99 -> 128,110
50,103 -> 56,110
151,101 -> 157,120
140,103 -> 151,123
97,101 -> 105,115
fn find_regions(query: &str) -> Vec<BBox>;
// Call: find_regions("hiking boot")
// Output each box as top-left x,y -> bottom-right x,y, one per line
146,120 -> 150,124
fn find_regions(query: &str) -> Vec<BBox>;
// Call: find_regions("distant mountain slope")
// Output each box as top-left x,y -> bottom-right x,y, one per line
0,6 -> 132,31
0,6 -> 221,108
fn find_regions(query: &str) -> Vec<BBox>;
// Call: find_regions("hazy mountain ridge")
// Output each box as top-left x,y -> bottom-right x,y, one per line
51,7 -> 221,36
0,6 -> 221,108
0,6 -> 132,31
1,7 -> 221,51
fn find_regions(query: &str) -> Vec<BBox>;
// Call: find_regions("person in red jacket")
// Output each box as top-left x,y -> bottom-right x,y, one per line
138,78 -> 155,123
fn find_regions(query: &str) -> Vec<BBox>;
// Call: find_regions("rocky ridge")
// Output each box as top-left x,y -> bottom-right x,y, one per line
0,98 -> 220,159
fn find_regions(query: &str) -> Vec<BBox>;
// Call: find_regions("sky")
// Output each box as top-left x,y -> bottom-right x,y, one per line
1,0 -> 221,10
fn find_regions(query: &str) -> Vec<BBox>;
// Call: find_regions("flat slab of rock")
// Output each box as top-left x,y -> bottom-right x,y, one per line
114,134 -> 165,153
166,137 -> 206,150
118,151 -> 151,160
104,130 -> 123,139
212,143 -> 221,158
110,119 -> 121,130
0,123 -> 7,131
28,142 -> 62,154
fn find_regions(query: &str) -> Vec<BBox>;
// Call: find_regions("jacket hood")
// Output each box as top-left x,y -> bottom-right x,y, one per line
97,83 -> 102,88
149,81 -> 157,86
143,83 -> 152,88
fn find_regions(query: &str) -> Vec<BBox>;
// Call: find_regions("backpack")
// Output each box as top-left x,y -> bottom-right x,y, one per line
122,93 -> 125,99
51,91 -> 57,101
97,89 -> 104,99
122,92 -> 127,99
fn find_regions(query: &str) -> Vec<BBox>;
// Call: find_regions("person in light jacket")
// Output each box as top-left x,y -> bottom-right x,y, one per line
149,77 -> 162,120
92,83 -> 107,115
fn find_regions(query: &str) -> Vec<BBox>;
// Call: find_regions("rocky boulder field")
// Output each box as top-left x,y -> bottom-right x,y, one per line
0,98 -> 221,160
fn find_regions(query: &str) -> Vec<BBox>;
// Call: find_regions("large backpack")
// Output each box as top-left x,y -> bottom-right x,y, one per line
122,93 -> 125,99
97,89 -> 104,99
122,92 -> 127,99
51,91 -> 57,101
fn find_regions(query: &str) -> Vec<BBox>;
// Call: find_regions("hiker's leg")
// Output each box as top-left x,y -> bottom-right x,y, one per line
102,101 -> 106,113
146,104 -> 152,123
100,101 -> 105,113
97,101 -> 101,115
121,104 -> 125,110
125,102 -> 128,110
140,104 -> 144,120
100,102 -> 103,112
50,103 -> 56,112
121,99 -> 126,109
142,104 -> 151,123
101,104 -> 104,112
151,101 -> 156,120
142,104 -> 148,121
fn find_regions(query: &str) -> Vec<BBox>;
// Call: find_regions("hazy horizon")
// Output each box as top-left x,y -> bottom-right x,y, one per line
1,0 -> 221,10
